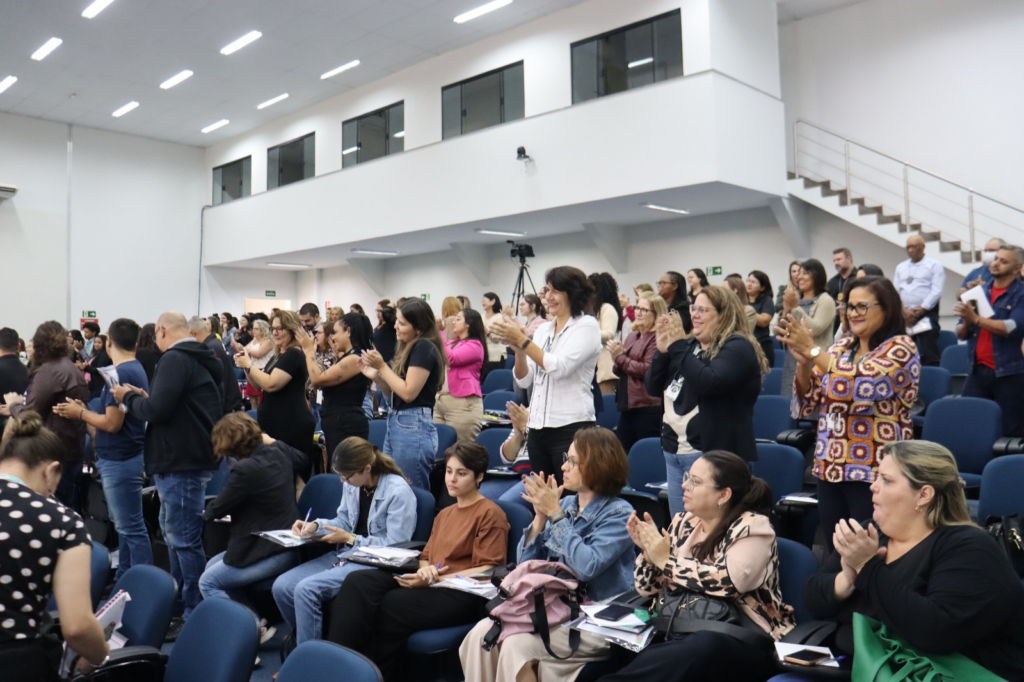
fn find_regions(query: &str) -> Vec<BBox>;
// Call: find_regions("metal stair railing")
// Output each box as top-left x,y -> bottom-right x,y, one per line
793,119 -> 1024,262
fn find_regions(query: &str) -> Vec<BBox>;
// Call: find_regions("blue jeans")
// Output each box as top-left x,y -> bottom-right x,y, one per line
664,451 -> 701,519
200,550 -> 298,609
362,390 -> 374,420
272,553 -> 371,644
312,402 -> 322,433
153,470 -> 213,619
383,407 -> 437,490
95,454 -> 152,581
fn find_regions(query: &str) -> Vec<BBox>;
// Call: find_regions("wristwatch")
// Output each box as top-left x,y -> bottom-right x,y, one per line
520,338 -> 532,351
808,347 -> 821,359
548,510 -> 567,526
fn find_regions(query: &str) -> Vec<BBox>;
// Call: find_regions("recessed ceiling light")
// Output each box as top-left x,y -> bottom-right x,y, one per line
320,60 -> 360,80
201,119 -> 230,133
111,101 -> 139,117
627,57 -> 654,69
220,30 -> 262,56
257,93 -> 289,109
267,262 -> 312,268
351,249 -> 398,256
642,203 -> 690,215
31,38 -> 63,61
0,76 -> 17,95
392,131 -> 405,138
159,70 -> 193,90
476,229 -> 526,237
81,0 -> 115,19
454,0 -> 513,23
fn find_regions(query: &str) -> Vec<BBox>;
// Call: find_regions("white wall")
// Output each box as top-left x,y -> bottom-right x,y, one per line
780,0 -> 1024,212
201,267 -> 299,319
0,110 -> 215,336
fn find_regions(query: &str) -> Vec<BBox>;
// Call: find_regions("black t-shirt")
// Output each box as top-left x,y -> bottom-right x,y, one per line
355,488 -> 373,537
0,479 -> 91,643
0,356 -> 29,429
392,340 -> 441,411
750,295 -> 775,342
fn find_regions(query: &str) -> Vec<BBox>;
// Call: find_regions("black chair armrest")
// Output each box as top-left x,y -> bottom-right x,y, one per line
994,437 -> 1024,456
780,620 -> 837,647
71,646 -> 169,681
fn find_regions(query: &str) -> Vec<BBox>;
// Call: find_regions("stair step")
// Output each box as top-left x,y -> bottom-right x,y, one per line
961,250 -> 981,263
857,203 -> 884,216
803,178 -> 827,189
898,222 -> 924,233
877,214 -> 901,224
920,231 -> 941,243
939,241 -> 961,252
787,171 -> 797,180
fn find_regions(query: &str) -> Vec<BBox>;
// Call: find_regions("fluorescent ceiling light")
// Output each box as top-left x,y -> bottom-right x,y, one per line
81,0 -> 115,19
351,249 -> 398,256
31,38 -> 63,61
257,93 -> 289,109
392,131 -> 405,138
627,57 -> 654,69
642,203 -> 690,215
201,119 -> 230,133
111,101 -> 139,117
220,30 -> 262,55
321,60 -> 360,80
267,262 -> 312,268
0,76 -> 17,95
476,229 -> 525,237
454,0 -> 512,23
159,70 -> 193,89
342,146 -> 359,155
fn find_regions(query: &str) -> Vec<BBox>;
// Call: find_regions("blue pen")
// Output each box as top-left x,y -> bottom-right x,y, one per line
301,507 -> 312,534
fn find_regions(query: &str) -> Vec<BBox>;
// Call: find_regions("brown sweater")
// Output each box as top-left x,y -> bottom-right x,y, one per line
10,357 -> 89,461
422,497 -> 509,573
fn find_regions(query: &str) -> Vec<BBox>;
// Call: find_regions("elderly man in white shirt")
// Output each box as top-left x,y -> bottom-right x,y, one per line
894,234 -> 946,365
489,266 -> 602,486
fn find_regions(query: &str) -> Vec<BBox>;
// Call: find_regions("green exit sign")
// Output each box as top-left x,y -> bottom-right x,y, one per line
82,310 -> 96,318
707,266 -> 723,276
265,290 -> 276,297
420,293 -> 430,301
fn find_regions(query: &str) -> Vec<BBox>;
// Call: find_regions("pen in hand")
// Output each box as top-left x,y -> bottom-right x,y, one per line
300,507 -> 312,536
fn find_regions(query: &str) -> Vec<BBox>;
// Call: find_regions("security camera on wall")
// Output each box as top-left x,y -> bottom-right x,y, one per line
0,185 -> 17,201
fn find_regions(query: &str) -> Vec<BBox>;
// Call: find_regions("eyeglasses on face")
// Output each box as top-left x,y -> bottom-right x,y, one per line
635,307 -> 653,315
843,301 -> 880,317
689,306 -> 715,317
561,452 -> 579,469
656,280 -> 672,287
681,472 -> 718,491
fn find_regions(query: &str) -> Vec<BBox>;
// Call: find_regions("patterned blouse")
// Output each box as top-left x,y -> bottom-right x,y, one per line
634,511 -> 795,640
792,335 -> 920,484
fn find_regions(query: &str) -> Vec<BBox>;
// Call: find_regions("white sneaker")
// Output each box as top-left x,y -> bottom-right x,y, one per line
260,625 -> 277,644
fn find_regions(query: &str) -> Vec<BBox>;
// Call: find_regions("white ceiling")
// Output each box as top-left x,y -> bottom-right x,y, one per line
0,0 -> 590,147
0,0 -> 869,149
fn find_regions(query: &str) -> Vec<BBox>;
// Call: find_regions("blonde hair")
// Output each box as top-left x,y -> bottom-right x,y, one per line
270,310 -> 305,356
252,319 -> 270,339
328,306 -> 344,322
696,286 -> 769,374
879,441 -> 974,529
635,283 -> 654,294
640,292 -> 668,319
441,296 -> 463,320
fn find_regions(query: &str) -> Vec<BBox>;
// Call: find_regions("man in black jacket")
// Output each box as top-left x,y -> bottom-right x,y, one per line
112,311 -> 224,634
188,315 -> 242,414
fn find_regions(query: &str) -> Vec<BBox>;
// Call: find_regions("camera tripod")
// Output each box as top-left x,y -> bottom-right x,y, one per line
510,256 -> 537,312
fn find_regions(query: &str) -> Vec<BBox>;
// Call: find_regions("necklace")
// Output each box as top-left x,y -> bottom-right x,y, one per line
362,485 -> 377,498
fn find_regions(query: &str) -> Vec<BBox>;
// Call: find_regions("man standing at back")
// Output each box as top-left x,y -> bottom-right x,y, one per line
953,246 -> 1024,437
827,247 -> 856,334
0,328 -> 29,430
112,311 -> 224,639
298,303 -> 320,336
894,234 -> 945,365
188,315 -> 242,415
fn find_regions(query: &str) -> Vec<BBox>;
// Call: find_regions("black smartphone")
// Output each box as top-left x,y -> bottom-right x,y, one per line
594,604 -> 635,621
783,649 -> 831,666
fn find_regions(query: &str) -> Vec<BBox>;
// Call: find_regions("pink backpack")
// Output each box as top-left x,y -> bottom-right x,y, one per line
481,560 -> 585,659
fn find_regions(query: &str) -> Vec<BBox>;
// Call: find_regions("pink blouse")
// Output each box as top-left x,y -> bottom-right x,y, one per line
445,338 -> 484,398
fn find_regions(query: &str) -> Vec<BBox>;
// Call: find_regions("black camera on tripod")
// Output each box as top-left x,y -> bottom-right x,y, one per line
508,240 -> 534,262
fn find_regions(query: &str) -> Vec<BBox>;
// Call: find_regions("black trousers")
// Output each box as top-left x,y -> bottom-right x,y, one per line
597,631 -> 776,682
320,407 -> 369,460
526,421 -> 594,486
962,365 -> 1024,437
0,636 -> 62,682
616,407 -> 662,452
327,568 -> 487,681
910,305 -> 941,366
816,479 -> 874,552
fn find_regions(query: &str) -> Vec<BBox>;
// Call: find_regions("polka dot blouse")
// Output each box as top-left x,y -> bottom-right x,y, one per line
0,480 -> 91,643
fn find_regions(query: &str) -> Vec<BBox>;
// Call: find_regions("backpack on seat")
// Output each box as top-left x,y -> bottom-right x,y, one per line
481,560 -> 585,659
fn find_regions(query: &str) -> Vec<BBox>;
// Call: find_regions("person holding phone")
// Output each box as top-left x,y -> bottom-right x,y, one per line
272,437 -> 416,646
489,266 -> 602,487
328,442 -> 509,682
460,427 -> 634,681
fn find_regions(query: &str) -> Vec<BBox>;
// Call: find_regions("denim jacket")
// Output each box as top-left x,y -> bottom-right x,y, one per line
517,494 -> 634,602
315,472 -> 417,553
961,278 -> 1024,378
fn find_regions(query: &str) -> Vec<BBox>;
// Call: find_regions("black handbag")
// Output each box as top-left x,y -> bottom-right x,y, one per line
647,589 -> 773,650
986,515 -> 1024,577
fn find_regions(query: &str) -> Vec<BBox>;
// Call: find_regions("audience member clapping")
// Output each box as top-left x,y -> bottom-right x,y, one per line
607,292 -> 664,450
590,272 -> 623,394
686,268 -> 709,305
436,309 -> 487,442
656,272 -> 692,333
779,258 -> 836,397
746,270 -> 776,361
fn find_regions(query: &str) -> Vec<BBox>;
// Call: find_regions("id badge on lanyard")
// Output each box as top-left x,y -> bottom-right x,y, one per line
665,375 -> 683,401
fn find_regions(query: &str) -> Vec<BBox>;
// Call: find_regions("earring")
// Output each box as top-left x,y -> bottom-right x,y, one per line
718,501 -> 723,508
915,504 -> 922,513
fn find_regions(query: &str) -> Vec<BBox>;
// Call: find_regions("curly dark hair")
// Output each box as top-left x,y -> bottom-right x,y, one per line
545,266 -> 595,318
588,272 -> 622,331
32,321 -> 71,366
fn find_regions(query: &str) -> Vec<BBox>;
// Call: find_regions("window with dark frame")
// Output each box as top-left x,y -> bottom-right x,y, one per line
571,10 -> 682,105
441,61 -> 524,140
341,102 -> 405,169
212,156 -> 251,206
267,133 -> 316,190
